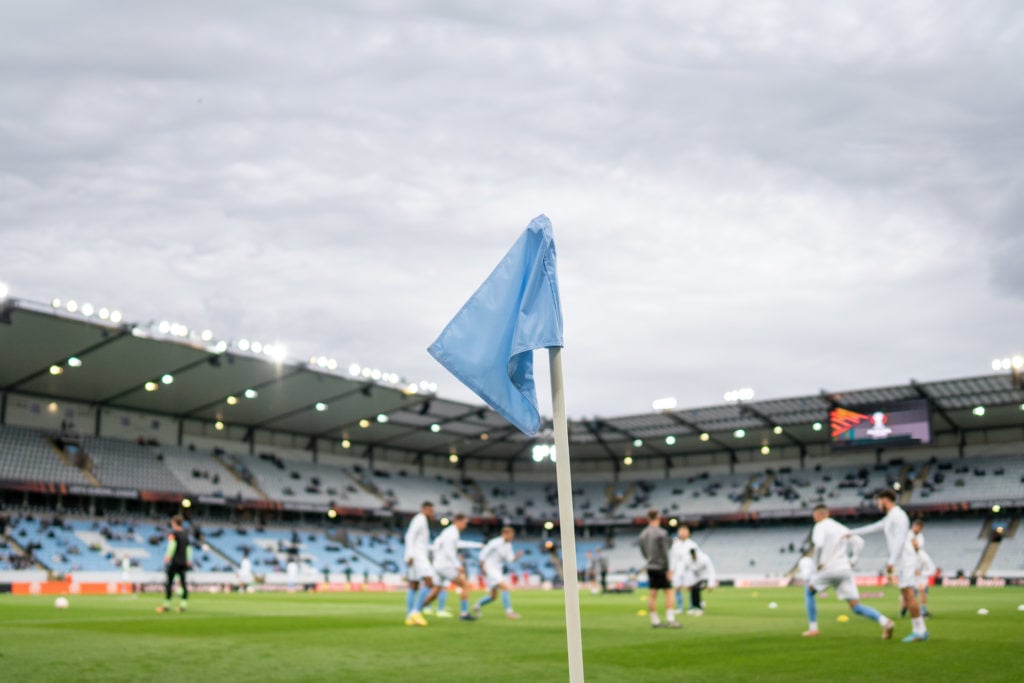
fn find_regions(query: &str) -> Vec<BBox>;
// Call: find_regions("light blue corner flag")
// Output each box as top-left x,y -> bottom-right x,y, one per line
428,215 -> 563,437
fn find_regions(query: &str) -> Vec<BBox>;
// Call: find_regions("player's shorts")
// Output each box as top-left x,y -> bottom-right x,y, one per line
896,561 -> 918,590
406,554 -> 437,583
484,567 -> 507,589
671,570 -> 695,589
434,564 -> 461,585
647,569 -> 670,590
811,570 -> 859,601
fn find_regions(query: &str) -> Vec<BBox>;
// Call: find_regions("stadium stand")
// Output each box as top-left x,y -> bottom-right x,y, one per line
1,303 -> 1021,593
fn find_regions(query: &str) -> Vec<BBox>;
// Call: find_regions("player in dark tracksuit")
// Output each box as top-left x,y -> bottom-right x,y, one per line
157,515 -> 192,613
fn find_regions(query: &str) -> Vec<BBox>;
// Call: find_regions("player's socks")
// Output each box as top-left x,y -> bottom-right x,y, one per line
674,589 -> 684,611
460,598 -> 469,614
437,590 -> 448,612
852,603 -> 882,622
413,587 -> 427,613
804,587 -> 818,625
911,616 -> 925,635
477,595 -> 494,610
406,588 -> 416,615
501,591 -> 512,612
649,612 -> 662,627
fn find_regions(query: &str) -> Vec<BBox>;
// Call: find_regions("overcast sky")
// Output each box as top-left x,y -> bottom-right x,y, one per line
1,2 -> 1022,420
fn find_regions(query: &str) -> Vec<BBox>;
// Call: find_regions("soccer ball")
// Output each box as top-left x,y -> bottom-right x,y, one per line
768,602 -> 778,609
54,597 -> 69,609
977,608 -> 989,616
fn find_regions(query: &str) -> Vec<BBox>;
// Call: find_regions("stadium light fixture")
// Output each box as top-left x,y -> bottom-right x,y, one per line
341,439 -> 351,449
543,521 -> 554,531
144,381 -> 158,392
699,432 -> 710,442
67,357 -> 82,368
315,402 -> 328,412
238,339 -> 250,351
358,419 -> 370,428
214,421 -> 224,431
972,406 -> 986,417
724,387 -> 755,403
51,298 -> 61,308
226,396 -> 238,406
97,307 -> 110,320
376,414 -> 388,423
161,374 -> 173,385
81,303 -> 94,316
668,518 -> 678,528
0,282 -> 10,300
532,444 -> 556,462
992,504 -> 1002,513
430,423 -> 441,433
632,439 -> 643,448
47,402 -> 59,414
110,310 -> 122,323
812,422 -> 823,431
772,425 -> 783,435
665,435 -> 676,446
66,300 -> 78,313
652,397 -> 677,412
623,455 -> 633,466
760,445 -> 770,455
244,389 -> 258,399
327,509 -> 338,519
449,453 -> 459,464
440,517 -> 450,526
181,498 -> 192,509
733,429 -> 746,439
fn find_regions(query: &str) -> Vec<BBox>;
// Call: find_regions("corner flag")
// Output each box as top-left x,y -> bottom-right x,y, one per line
427,215 -> 563,436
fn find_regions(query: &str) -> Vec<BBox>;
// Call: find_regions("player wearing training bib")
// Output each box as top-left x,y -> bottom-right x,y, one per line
802,505 -> 894,639
849,490 -> 928,643
156,514 -> 192,613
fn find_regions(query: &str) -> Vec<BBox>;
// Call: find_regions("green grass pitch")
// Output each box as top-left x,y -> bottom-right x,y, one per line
2,586 -> 1022,682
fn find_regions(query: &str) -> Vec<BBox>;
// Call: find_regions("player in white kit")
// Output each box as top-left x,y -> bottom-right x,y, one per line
802,504 -> 895,639
668,526 -> 698,616
404,501 -> 440,626
430,513 -> 483,621
849,490 -> 928,643
472,526 -> 524,619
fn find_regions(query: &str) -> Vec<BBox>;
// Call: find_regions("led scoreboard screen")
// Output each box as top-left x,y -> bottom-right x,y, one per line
829,398 -> 932,449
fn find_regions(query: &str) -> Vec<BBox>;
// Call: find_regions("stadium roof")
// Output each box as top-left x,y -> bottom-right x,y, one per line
1,298 -> 1022,465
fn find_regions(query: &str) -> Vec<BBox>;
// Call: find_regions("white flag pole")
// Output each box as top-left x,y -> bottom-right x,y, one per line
549,347 -> 584,683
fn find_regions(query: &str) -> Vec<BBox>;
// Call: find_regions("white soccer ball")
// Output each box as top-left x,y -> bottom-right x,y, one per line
1017,604 -> 1024,612
54,597 -> 69,609
977,608 -> 989,616
768,602 -> 778,609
